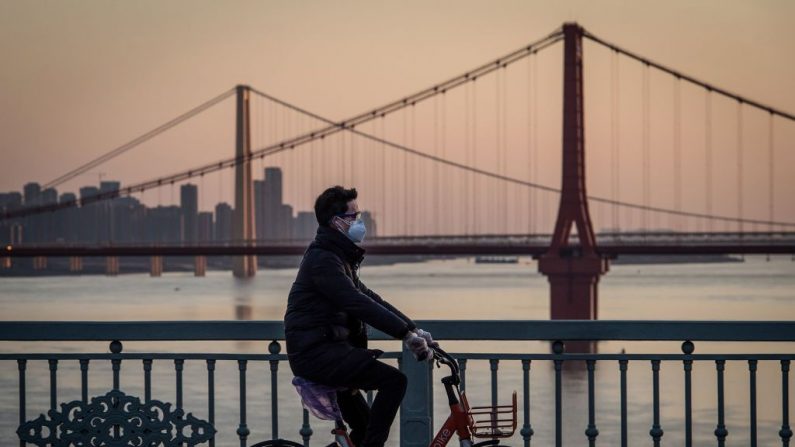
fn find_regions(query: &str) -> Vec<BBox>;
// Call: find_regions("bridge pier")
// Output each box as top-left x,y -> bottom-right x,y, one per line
105,256 -> 119,276
150,256 -> 163,277
68,256 -> 83,273
32,256 -> 47,271
194,255 -> 207,277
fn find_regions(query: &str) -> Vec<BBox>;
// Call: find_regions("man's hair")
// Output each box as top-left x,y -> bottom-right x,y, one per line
314,186 -> 357,226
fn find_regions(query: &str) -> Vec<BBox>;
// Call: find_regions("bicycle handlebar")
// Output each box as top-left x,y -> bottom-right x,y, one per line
430,345 -> 460,378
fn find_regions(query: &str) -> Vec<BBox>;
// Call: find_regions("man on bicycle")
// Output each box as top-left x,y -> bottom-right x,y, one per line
285,186 -> 434,447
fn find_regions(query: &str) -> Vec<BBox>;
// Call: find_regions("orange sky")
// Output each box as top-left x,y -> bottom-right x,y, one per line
1,0 -> 793,233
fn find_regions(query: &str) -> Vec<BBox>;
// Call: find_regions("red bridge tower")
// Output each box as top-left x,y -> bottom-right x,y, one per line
538,23 -> 609,338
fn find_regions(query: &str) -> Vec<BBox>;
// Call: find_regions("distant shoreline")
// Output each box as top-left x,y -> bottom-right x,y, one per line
0,253 -> 753,277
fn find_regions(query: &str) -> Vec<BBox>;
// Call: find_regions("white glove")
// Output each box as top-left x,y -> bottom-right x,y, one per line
403,331 -> 433,362
415,328 -> 439,348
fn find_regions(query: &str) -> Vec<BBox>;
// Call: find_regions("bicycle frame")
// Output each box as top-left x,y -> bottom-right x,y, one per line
276,346 -> 514,447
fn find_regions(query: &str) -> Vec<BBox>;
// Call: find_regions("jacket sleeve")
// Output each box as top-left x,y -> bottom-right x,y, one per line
310,252 -> 412,339
359,281 -> 416,332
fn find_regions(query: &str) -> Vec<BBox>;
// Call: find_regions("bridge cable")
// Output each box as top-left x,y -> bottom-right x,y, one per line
526,54 -> 534,234
582,31 -> 795,121
10,72 -> 795,230
610,49 -> 620,232
433,94 -> 439,235
503,63 -> 511,234
768,113 -> 775,231
495,68 -> 501,234
42,87 -> 237,190
705,90 -> 713,232
533,52 -> 540,234
737,101 -> 744,235
673,76 -> 682,233
473,76 -> 480,235
642,63 -> 650,235
464,79 -> 471,235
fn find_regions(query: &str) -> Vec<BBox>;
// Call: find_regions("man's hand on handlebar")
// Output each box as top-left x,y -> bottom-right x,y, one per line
403,330 -> 434,362
415,329 -> 439,348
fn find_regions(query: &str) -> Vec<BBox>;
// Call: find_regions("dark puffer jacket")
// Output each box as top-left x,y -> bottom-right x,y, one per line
285,226 -> 416,384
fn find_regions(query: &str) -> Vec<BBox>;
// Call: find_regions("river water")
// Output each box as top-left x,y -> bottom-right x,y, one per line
1,255 -> 794,446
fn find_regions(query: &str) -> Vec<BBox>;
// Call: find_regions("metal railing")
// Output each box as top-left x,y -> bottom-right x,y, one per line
1,320 -> 793,447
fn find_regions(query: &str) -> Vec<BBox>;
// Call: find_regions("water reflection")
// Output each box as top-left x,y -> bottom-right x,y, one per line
233,277 -> 255,321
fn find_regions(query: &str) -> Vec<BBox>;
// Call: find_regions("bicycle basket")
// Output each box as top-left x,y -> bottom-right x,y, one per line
461,391 -> 517,438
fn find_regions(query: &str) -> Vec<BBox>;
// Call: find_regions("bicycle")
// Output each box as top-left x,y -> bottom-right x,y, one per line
252,345 -> 516,447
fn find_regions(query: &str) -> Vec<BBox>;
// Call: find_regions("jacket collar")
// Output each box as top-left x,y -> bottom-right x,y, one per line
311,225 -> 366,267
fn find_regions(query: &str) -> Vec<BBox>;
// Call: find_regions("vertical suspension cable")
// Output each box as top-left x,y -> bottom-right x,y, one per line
403,108 -> 408,236
533,52 -> 540,234
495,69 -> 501,235
473,77 -> 479,235
705,89 -> 713,232
527,54 -> 534,235
768,113 -> 775,232
441,91 -> 447,235
641,63 -> 650,234
433,95 -> 439,235
503,63 -> 510,234
464,81 -> 470,235
736,102 -> 744,235
673,76 -> 682,233
411,103 -> 417,235
380,116 -> 386,234
611,50 -> 620,233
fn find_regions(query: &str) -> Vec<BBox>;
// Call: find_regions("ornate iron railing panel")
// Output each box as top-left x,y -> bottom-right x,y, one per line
17,389 -> 215,446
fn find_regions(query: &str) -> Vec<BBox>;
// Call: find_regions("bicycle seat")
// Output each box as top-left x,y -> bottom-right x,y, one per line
292,376 -> 344,421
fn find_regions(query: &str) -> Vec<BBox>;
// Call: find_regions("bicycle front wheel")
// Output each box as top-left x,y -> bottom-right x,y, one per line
249,439 -> 306,447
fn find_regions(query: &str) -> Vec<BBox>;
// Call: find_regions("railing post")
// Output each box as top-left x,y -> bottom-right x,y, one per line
269,340 -> 281,439
781,360 -> 792,446
682,340 -> 694,447
520,359 -> 534,447
400,343 -> 432,447
18,359 -> 26,447
714,360 -> 728,446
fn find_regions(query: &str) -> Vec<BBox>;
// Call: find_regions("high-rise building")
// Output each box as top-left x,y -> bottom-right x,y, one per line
180,184 -> 198,243
144,206 -> 181,243
264,167 -> 283,210
114,197 -> 145,243
22,183 -> 43,243
0,192 -> 23,244
78,186 -> 100,243
254,179 -> 265,240
214,202 -> 233,243
198,212 -> 214,243
23,183 -> 41,207
55,193 -> 78,243
295,211 -> 317,241
260,167 -> 290,240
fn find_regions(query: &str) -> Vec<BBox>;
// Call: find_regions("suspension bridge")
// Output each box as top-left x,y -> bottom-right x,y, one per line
2,23 -> 794,320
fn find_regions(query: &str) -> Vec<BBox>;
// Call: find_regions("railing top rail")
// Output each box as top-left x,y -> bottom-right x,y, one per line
1,320 -> 794,342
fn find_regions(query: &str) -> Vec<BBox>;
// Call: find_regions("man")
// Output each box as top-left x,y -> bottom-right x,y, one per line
285,186 -> 435,447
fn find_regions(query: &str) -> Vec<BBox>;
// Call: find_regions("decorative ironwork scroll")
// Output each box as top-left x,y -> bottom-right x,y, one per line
17,389 -> 215,446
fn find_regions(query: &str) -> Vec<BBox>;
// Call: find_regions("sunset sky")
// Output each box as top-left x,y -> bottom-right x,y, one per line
1,0 -> 793,233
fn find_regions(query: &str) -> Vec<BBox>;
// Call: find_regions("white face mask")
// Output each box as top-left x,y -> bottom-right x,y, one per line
346,219 -> 366,243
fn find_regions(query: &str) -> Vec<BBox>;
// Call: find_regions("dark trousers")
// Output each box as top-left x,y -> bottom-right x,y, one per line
336,360 -> 407,447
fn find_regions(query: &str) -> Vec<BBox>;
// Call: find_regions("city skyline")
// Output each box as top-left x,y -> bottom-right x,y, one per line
0,166 -> 379,245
